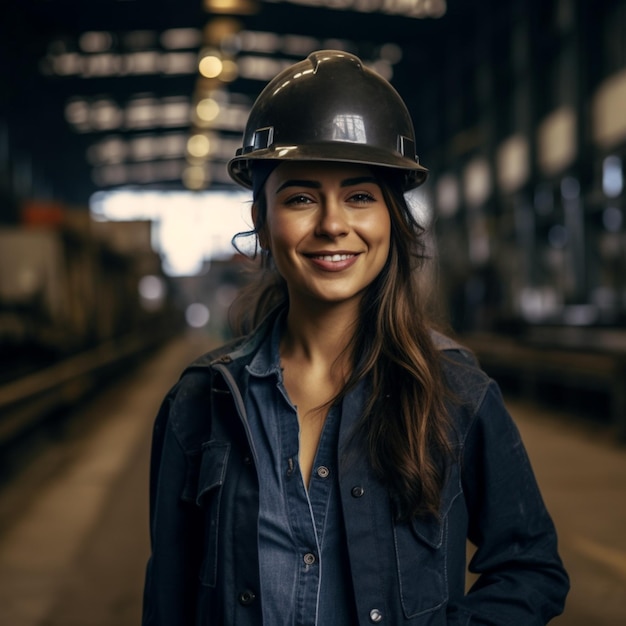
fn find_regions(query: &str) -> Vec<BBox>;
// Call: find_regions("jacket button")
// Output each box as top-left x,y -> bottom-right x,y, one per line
303,552 -> 316,565
351,486 -> 365,498
316,465 -> 330,478
369,608 -> 383,622
238,589 -> 256,605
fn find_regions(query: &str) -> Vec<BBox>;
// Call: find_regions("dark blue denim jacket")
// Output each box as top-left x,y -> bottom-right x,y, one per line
142,315 -> 569,625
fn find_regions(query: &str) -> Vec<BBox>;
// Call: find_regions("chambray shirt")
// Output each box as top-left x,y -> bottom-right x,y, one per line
245,316 -> 358,626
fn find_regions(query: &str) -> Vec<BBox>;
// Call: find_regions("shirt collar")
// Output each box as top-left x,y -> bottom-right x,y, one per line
246,308 -> 286,378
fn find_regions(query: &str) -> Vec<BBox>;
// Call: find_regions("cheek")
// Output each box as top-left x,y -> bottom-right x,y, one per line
264,220 -> 302,276
366,211 -> 392,255
266,212 -> 307,252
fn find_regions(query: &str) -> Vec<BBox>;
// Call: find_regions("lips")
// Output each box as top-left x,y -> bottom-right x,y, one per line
305,251 -> 360,271
310,253 -> 356,262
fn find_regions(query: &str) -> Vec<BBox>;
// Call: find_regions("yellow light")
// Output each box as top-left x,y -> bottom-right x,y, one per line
199,55 -> 223,79
219,59 -> 239,83
187,134 -> 211,158
203,0 -> 259,15
204,17 -> 242,46
182,165 -> 208,190
196,98 -> 220,122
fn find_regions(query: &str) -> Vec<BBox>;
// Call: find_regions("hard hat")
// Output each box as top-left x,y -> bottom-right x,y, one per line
228,50 -> 428,191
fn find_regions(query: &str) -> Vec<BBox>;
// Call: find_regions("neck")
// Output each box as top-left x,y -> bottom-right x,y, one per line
281,299 -> 359,369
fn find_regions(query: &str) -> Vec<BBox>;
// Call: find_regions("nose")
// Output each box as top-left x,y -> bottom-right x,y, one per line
315,196 -> 349,238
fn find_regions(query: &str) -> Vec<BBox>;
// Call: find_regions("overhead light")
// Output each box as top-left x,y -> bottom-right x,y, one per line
53,53 -> 83,75
160,97 -> 192,127
193,103 -> 248,132
65,97 -> 192,133
196,98 -> 221,123
237,55 -> 291,81
126,51 -> 161,74
187,134 -> 211,159
379,42 -> 403,63
130,136 -> 159,162
204,17 -> 242,47
81,53 -> 122,78
91,99 -> 123,131
257,0 -> 446,18
160,52 -> 199,75
199,54 -> 223,79
88,133 -> 189,166
183,164 -> 208,190
160,28 -> 203,50
126,97 -> 160,130
87,136 -> 127,165
282,35 -> 319,56
65,99 -> 90,128
238,31 -> 281,53
203,0 -> 259,16
160,134 -> 189,158
219,59 -> 238,82
79,31 -> 113,53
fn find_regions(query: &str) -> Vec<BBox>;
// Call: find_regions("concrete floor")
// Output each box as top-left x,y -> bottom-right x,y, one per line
0,334 -> 624,625
510,400 -> 626,626
0,334 -> 214,626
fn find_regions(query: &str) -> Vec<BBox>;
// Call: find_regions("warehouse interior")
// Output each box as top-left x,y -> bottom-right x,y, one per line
0,0 -> 625,624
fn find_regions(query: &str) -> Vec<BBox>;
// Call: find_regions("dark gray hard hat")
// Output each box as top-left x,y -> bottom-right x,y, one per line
227,50 -> 428,191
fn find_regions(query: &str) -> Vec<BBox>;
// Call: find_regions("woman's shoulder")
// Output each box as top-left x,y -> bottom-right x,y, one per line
161,324 -> 275,446
429,329 -> 493,409
154,335 -> 251,447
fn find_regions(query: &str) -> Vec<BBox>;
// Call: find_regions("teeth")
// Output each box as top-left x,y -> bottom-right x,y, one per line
315,254 -> 353,262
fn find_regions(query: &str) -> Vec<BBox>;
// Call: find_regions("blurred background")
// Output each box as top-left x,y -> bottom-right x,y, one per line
0,0 -> 625,625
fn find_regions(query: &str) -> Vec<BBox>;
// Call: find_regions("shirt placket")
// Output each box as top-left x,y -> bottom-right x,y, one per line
278,397 -> 338,626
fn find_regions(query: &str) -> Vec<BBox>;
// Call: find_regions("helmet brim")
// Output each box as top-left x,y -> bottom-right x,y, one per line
228,142 -> 428,191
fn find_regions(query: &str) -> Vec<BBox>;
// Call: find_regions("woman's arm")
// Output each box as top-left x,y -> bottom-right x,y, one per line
142,391 -> 204,626
456,381 -> 569,625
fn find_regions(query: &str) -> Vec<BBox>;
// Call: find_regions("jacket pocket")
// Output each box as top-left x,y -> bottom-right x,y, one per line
393,464 -> 462,619
195,440 -> 230,587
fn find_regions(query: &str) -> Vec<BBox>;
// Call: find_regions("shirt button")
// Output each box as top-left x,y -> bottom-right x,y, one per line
286,457 -> 295,477
316,465 -> 330,478
351,485 -> 365,498
303,552 -> 316,565
238,589 -> 256,605
369,608 -> 383,622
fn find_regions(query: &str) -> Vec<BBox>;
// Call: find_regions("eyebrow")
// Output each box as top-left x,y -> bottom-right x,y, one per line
275,175 -> 379,194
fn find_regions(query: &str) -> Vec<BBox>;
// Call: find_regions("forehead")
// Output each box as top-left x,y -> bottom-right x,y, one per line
268,161 -> 376,185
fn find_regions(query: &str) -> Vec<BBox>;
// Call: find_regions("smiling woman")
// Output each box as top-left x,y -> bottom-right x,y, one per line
257,162 -> 391,313
142,50 -> 569,626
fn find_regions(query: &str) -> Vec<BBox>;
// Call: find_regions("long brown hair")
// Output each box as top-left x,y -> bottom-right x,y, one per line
231,167 -> 452,520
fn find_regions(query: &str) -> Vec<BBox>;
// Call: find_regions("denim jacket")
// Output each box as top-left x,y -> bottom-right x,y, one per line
142,316 -> 569,625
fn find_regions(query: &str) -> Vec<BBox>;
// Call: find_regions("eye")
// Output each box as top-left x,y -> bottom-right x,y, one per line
347,191 -> 377,205
284,193 -> 314,206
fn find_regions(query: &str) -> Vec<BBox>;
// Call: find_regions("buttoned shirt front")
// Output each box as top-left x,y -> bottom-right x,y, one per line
245,316 -> 357,625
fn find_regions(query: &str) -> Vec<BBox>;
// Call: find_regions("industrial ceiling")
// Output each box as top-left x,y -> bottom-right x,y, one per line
1,0 -> 476,207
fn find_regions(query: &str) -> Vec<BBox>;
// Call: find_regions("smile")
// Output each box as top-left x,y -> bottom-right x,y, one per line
310,253 -> 356,262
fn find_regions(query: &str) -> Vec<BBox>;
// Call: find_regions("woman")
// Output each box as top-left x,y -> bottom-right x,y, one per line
143,50 -> 569,625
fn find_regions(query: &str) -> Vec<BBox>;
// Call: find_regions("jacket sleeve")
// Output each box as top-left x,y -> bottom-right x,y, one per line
452,380 -> 569,625
142,387 -> 204,626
